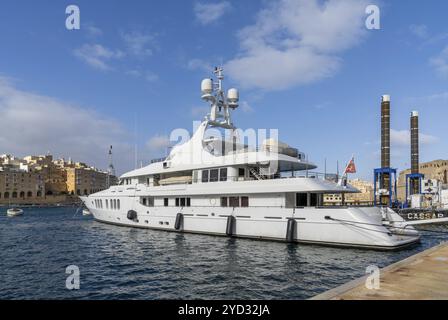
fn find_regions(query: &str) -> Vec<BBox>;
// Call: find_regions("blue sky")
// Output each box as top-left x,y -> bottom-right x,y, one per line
0,0 -> 447,179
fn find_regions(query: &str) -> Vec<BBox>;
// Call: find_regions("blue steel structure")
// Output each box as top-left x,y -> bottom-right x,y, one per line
405,173 -> 424,204
373,167 -> 397,207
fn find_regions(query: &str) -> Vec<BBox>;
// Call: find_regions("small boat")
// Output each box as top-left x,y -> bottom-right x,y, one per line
82,208 -> 91,216
7,208 -> 24,217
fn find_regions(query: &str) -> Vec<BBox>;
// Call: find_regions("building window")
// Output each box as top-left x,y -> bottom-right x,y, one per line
229,197 -> 239,207
164,198 -> 169,207
241,196 -> 249,207
219,168 -> 227,182
201,170 -> 209,183
221,197 -> 228,207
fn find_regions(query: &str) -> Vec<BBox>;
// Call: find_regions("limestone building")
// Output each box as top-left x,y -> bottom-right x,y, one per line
0,154 -> 115,204
324,179 -> 374,206
397,160 -> 448,202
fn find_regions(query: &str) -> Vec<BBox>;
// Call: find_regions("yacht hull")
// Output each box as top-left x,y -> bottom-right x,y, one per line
83,197 -> 420,250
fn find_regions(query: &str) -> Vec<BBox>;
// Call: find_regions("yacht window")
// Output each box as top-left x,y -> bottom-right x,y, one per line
210,169 -> 219,182
221,197 -> 228,207
142,198 -> 147,206
106,199 -> 109,209
164,198 -> 169,207
117,199 -> 120,210
219,168 -> 227,182
310,193 -> 318,207
175,198 -> 180,207
202,170 -> 209,183
180,198 -> 186,207
238,168 -> 245,177
229,197 -> 239,207
296,193 -> 307,207
187,198 -> 191,207
241,196 -> 249,207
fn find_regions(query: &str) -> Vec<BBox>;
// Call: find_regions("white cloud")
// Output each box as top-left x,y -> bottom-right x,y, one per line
120,31 -> 157,57
85,24 -> 103,37
74,44 -> 124,71
191,106 -> 210,117
240,101 -> 254,113
146,135 -> 171,154
0,77 -> 133,173
391,129 -> 438,147
194,1 -> 232,25
225,0 -> 368,91
125,69 -> 159,83
145,71 -> 159,83
430,46 -> 448,77
409,24 -> 429,39
187,58 -> 213,73
405,91 -> 448,108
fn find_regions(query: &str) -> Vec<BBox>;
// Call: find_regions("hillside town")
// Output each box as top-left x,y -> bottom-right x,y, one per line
0,154 -> 117,205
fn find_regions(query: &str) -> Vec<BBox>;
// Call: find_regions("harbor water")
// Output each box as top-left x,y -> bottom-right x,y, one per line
1,207 -> 447,300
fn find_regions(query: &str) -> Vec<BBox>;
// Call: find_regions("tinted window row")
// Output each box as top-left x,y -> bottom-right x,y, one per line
163,197 -> 191,207
221,196 -> 249,207
202,168 -> 227,183
96,198 -> 121,210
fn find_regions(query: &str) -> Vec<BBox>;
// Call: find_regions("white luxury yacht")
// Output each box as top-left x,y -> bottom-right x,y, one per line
81,67 -> 420,250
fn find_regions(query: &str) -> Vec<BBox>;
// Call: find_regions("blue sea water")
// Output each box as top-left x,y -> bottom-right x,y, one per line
0,207 -> 447,300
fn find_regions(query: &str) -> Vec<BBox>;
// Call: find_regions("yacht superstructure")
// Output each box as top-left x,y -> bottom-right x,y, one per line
81,68 -> 420,250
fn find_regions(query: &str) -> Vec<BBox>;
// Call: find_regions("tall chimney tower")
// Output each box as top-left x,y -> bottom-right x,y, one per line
374,94 -> 398,207
410,111 -> 420,194
381,95 -> 391,168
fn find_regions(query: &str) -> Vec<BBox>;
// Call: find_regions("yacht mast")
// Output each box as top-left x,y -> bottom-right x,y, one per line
201,67 -> 239,130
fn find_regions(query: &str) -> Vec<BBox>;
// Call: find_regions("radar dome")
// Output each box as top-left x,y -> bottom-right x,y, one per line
227,88 -> 239,102
201,78 -> 213,95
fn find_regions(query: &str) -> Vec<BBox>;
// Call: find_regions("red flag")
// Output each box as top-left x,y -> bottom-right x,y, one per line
344,157 -> 356,174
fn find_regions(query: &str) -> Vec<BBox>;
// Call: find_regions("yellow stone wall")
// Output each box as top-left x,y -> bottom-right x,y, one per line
397,160 -> 448,202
